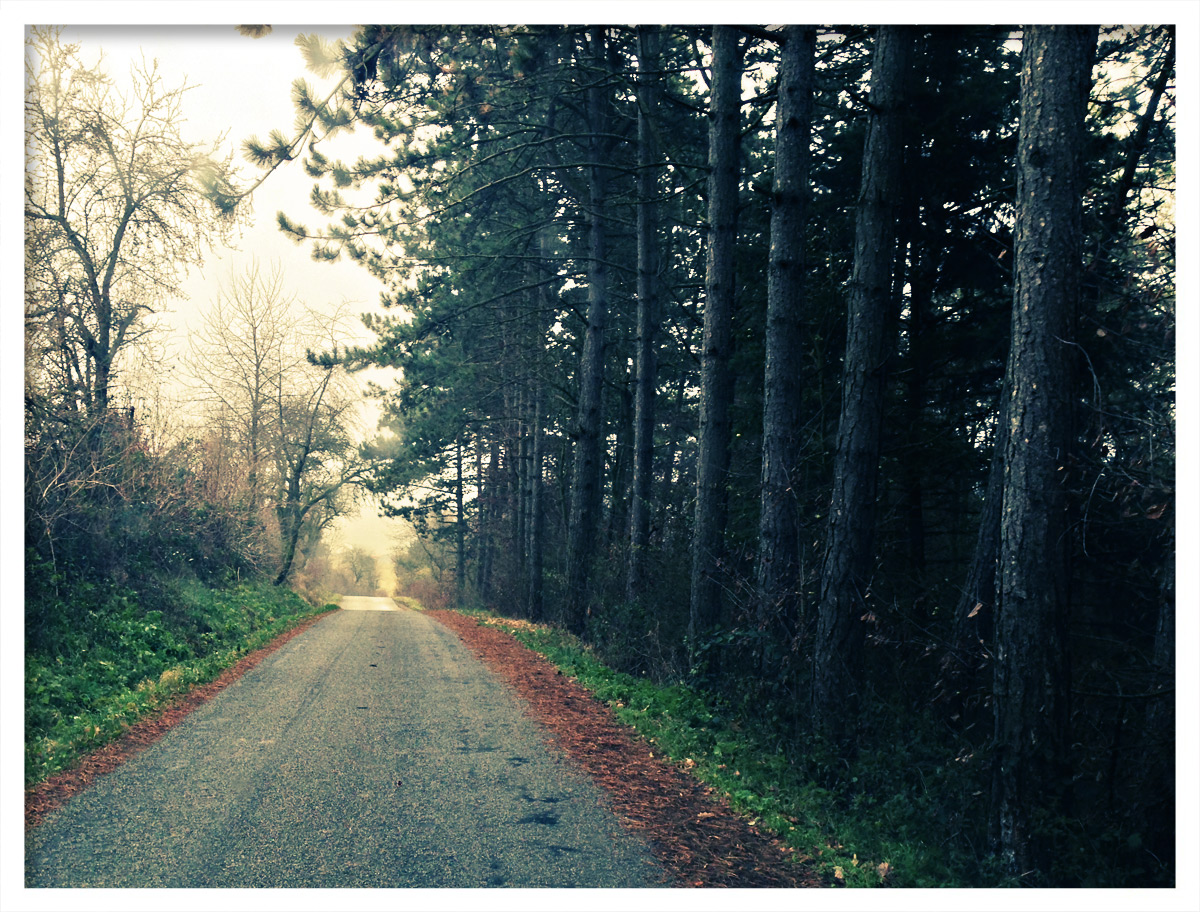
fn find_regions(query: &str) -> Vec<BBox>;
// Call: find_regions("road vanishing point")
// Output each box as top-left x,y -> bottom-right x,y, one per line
25,597 -> 665,888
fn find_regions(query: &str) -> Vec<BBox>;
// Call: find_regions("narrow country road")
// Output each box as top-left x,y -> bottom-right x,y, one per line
25,599 -> 665,888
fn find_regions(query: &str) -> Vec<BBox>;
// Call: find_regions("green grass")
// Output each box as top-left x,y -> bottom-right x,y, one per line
25,577 -> 334,786
473,611 -> 990,888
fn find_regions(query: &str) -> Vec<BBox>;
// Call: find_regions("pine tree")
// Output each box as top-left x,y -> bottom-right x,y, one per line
756,25 -> 816,650
690,26 -> 744,665
812,25 -> 915,740
991,23 -> 1097,876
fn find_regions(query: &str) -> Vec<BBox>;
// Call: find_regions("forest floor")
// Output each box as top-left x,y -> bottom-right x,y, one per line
25,605 -> 821,888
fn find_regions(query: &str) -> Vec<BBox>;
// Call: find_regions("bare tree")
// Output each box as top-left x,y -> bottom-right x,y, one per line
186,261 -> 296,503
186,263 -> 368,586
270,359 -> 365,585
24,27 -> 239,417
342,546 -> 380,595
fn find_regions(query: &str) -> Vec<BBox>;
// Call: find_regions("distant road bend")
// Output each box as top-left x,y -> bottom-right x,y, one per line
26,597 -> 664,888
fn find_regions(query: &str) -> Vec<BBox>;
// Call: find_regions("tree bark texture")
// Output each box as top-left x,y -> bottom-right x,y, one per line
627,26 -> 662,604
991,23 -> 1096,877
526,229 -> 554,620
455,433 -> 466,604
565,28 -> 611,635
757,25 -> 816,632
527,387 -> 545,620
690,26 -> 743,662
516,388 -> 529,582
812,25 -> 913,739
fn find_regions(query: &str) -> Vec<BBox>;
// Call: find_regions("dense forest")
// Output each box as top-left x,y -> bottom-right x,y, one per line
25,24 -> 1175,887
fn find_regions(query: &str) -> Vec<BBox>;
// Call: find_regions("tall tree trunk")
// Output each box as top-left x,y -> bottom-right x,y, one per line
527,387 -> 545,620
526,227 -> 553,620
991,24 -> 1096,878
627,25 -> 662,604
811,25 -> 914,740
455,432 -> 466,605
689,26 -> 743,666
608,371 -> 634,550
660,323 -> 693,501
515,385 -> 529,586
564,28 -> 611,635
474,436 -> 487,593
899,168 -> 933,580
274,495 -> 303,586
757,25 -> 816,643
477,438 -> 499,601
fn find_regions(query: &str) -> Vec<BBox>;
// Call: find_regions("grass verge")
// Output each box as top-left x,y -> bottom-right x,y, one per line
25,577 -> 334,787
470,609 -> 984,888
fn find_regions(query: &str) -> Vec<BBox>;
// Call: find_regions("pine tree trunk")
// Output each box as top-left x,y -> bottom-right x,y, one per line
942,418 -> 1004,712
565,28 -> 610,635
608,373 -> 633,549
659,324 -> 693,508
812,25 -> 913,740
476,439 -> 498,601
455,433 -> 466,605
757,25 -> 816,640
690,26 -> 743,665
627,25 -> 661,605
900,201 -> 931,578
991,24 -> 1096,877
515,385 -> 529,586
527,387 -> 545,620
474,436 -> 487,594
526,228 -> 552,620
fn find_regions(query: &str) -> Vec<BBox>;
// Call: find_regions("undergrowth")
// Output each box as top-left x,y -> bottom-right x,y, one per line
25,575 -> 333,786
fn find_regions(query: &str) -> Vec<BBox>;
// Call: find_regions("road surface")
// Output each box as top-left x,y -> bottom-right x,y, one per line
25,598 -> 664,888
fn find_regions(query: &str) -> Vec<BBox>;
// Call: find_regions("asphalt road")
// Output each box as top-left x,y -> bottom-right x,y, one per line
25,599 -> 665,888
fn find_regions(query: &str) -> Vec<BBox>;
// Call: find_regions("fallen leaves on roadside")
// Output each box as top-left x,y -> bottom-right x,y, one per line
427,609 -> 822,889
26,611 -> 334,830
